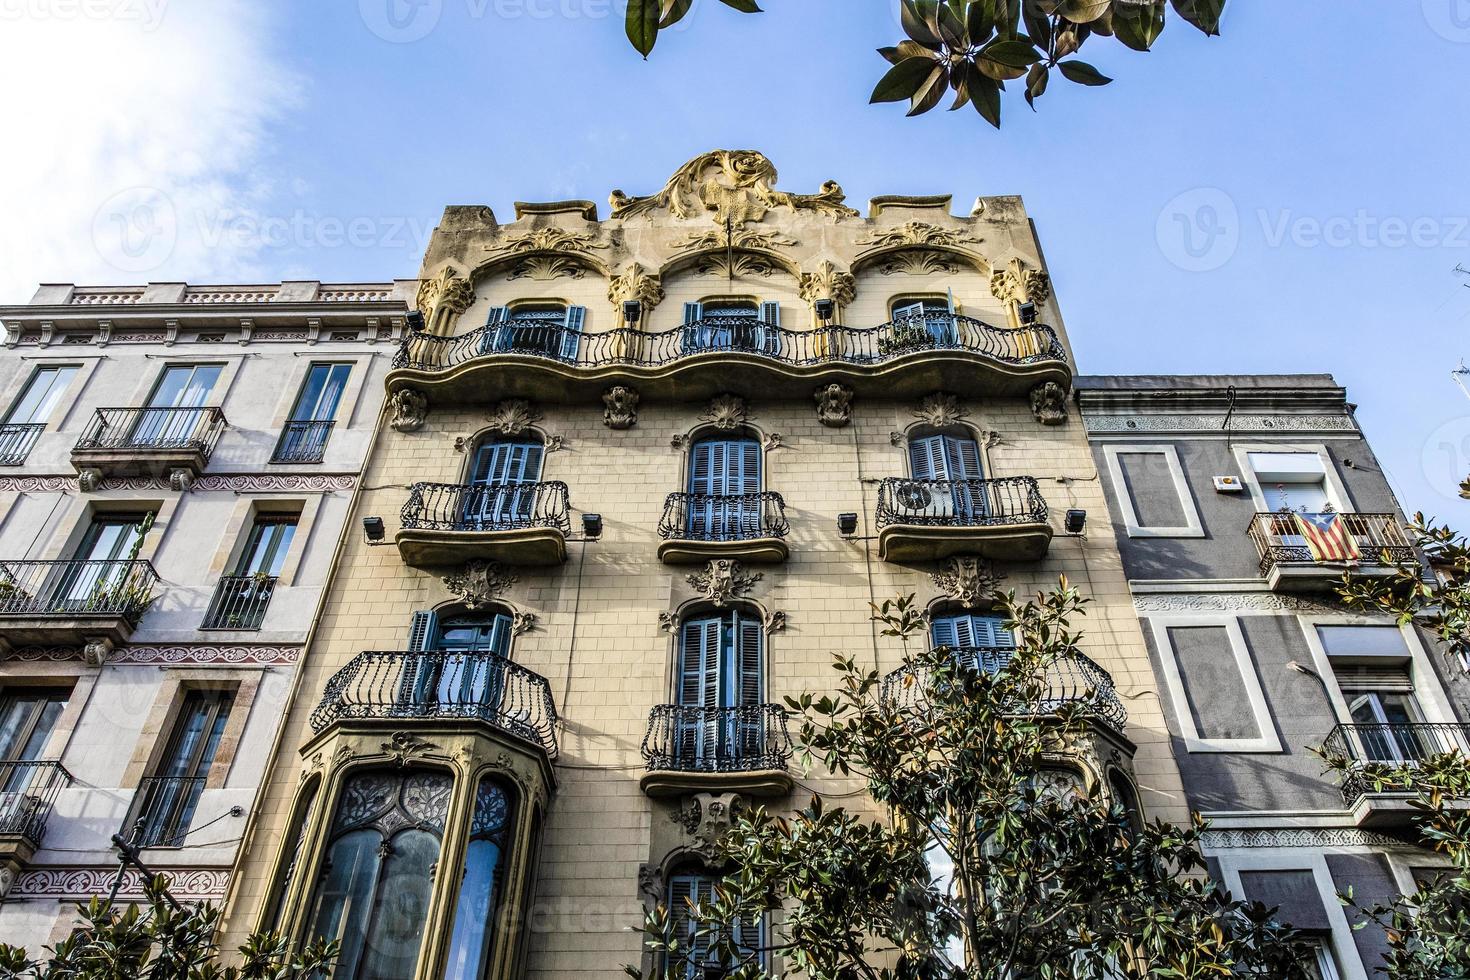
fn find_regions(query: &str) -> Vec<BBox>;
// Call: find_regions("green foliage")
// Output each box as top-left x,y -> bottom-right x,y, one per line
630,579 -> 1315,978
0,878 -> 336,980
624,1 -> 1230,129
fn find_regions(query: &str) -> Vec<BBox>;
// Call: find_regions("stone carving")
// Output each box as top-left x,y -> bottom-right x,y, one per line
610,150 -> 858,224
390,388 -> 428,433
797,260 -> 857,308
931,557 -> 1005,608
856,221 -> 981,251
813,384 -> 854,428
512,611 -> 537,635
602,386 -> 640,429
168,469 -> 192,492
606,263 -> 665,316
701,394 -> 749,431
415,266 -> 475,334
381,731 -> 437,766
486,399 -> 542,437
82,637 -> 112,668
443,560 -> 518,610
915,392 -> 968,428
687,559 -> 762,607
77,468 -> 102,493
677,792 -> 745,862
1029,382 -> 1070,426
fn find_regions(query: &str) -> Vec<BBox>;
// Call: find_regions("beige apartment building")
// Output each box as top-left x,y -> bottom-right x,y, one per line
213,150 -> 1187,979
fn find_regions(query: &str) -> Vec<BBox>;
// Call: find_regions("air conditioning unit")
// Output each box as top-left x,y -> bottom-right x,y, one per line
892,483 -> 955,519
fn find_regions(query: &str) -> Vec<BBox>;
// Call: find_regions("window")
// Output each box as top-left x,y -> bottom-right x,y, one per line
666,872 -> 764,979
132,690 -> 234,846
305,768 -> 452,980
135,364 -> 222,446
274,363 -> 350,462
677,610 -> 764,768
202,516 -> 296,630
686,436 -> 762,541
890,295 -> 955,346
463,435 -> 545,529
1,365 -> 76,465
444,776 -> 516,980
682,300 -> 781,354
482,304 -> 584,362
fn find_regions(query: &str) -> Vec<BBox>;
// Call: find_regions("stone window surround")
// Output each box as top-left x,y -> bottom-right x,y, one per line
1100,443 -> 1205,538
1230,442 -> 1353,514
1213,850 -> 1363,980
1147,614 -> 1282,754
1295,614 -> 1458,730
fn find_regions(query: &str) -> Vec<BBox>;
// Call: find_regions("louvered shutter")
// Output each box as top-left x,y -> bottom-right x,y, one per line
481,307 -> 509,354
560,306 -> 585,362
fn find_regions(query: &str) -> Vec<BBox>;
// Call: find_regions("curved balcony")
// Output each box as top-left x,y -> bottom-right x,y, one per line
657,491 -> 790,564
387,312 -> 1069,404
397,481 -> 571,567
875,476 -> 1051,562
1322,722 -> 1470,827
1248,512 -> 1415,593
0,558 -> 160,654
882,647 -> 1127,733
311,650 -> 559,760
71,406 -> 226,483
640,703 -> 793,798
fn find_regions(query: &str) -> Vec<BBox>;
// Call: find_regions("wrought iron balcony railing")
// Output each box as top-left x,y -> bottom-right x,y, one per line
882,647 -> 1128,732
1322,722 -> 1470,804
400,481 -> 572,535
311,650 -> 559,758
641,704 -> 793,774
1248,512 -> 1415,574
0,760 -> 71,845
74,406 -> 227,458
271,420 -> 334,463
875,476 -> 1048,530
394,312 -> 1065,374
125,774 -> 206,848
0,559 -> 160,622
200,574 -> 277,630
0,423 -> 45,466
658,492 -> 790,542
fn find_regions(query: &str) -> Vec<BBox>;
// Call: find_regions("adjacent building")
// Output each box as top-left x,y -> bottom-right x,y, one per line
1077,375 -> 1470,979
0,280 -> 412,950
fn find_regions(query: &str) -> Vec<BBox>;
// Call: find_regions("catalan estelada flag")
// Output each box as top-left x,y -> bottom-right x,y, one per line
1293,512 -> 1360,562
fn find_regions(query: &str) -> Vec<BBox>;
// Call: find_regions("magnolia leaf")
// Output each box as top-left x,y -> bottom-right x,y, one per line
870,55 -> 942,103
1058,59 -> 1113,85
626,0 -> 660,56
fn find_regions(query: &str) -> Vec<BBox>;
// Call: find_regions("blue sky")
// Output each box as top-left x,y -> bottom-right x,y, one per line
3,1 -> 1468,520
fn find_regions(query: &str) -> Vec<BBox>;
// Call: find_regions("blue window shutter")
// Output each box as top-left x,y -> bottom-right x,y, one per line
407,610 -> 438,651
561,306 -> 585,362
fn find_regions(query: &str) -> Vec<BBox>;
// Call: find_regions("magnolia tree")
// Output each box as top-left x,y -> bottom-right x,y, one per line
626,0 -> 1228,128
630,581 -> 1314,979
0,878 -> 335,980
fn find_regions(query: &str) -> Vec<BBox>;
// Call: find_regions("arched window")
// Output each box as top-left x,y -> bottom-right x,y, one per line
463,435 -> 544,530
682,299 -> 780,354
907,428 -> 987,522
483,303 -> 584,362
444,776 -> 516,980
677,609 -> 763,768
666,871 -> 764,979
687,434 -> 762,541
305,768 -> 453,980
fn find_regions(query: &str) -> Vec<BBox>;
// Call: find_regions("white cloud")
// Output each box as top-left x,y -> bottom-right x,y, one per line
0,1 -> 299,301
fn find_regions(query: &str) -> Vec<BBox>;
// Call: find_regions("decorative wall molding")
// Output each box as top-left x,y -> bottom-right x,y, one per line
3,644 -> 302,665
1201,828 -> 1402,850
1133,592 -> 1346,615
14,868 -> 230,900
1085,413 -> 1359,435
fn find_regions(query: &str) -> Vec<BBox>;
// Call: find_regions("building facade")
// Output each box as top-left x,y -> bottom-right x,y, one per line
0,280 -> 413,950
1077,375 -> 1470,979
217,151 -> 1189,979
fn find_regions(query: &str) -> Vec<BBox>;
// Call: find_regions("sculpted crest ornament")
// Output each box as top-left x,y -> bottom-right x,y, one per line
609,150 -> 858,224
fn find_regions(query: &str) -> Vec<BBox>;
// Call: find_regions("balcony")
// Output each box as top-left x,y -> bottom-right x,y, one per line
388,312 -> 1070,404
875,476 -> 1052,563
71,406 -> 226,483
1322,722 -> 1470,828
396,481 -> 571,567
657,492 -> 790,564
271,420 -> 334,464
0,558 -> 160,654
881,647 -> 1128,733
640,704 -> 793,798
1248,512 -> 1415,592
0,761 -> 71,867
311,650 -> 559,760
0,423 -> 44,466
124,774 -> 206,848
200,574 -> 277,631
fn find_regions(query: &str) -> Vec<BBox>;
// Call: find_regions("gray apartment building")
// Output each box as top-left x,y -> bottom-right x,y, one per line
1078,374 -> 1469,979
